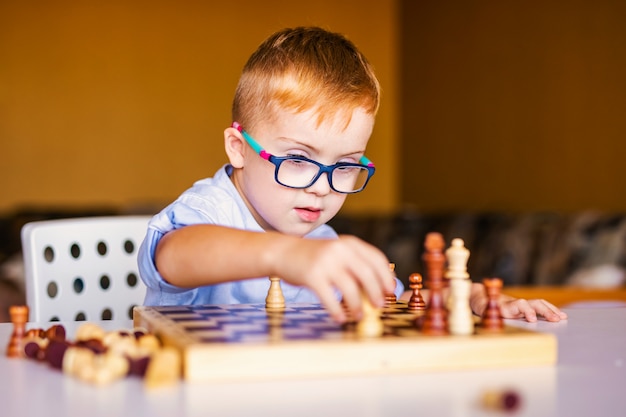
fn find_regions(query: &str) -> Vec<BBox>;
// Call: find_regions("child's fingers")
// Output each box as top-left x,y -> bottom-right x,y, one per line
345,239 -> 396,301
502,298 -> 567,323
500,299 -> 537,322
357,271 -> 396,316
315,284 -> 347,323
527,299 -> 568,322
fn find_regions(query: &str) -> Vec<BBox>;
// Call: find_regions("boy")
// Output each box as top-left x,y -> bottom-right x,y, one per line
138,26 -> 567,324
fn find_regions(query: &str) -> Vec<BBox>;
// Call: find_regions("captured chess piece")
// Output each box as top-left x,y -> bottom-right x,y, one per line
421,232 -> 448,335
408,273 -> 426,311
481,389 -> 521,412
481,277 -> 504,332
265,276 -> 286,310
6,305 -> 29,358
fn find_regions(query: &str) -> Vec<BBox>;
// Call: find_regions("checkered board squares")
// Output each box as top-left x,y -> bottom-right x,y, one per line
133,302 -> 557,383
158,304 -> 345,343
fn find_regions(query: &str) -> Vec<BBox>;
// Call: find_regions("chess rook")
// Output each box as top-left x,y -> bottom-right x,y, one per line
421,232 -> 448,335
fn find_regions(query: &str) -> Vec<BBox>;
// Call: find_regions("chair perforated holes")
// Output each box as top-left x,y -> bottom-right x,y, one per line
21,216 -> 151,322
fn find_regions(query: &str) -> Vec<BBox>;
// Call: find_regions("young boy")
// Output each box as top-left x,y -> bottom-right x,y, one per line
138,26 -> 567,324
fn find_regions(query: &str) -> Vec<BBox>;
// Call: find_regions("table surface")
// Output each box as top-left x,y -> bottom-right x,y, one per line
1,307 -> 625,417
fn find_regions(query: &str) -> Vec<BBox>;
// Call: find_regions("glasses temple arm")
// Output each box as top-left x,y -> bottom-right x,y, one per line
359,155 -> 375,168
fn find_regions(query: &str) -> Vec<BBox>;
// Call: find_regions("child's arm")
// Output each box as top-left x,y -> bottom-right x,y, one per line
154,224 -> 396,323
400,283 -> 567,322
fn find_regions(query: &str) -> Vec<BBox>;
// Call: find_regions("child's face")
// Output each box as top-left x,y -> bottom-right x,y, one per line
229,107 -> 375,236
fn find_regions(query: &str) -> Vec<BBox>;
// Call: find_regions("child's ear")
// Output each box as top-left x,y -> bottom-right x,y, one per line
224,127 -> 246,168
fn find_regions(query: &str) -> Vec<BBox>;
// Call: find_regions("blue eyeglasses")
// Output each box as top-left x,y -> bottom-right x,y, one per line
232,122 -> 375,194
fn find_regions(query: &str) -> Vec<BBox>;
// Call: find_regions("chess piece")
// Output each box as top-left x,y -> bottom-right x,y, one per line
265,276 -> 286,310
356,293 -> 384,338
448,278 -> 474,335
482,389 -> 521,411
445,238 -> 470,280
408,273 -> 426,311
481,277 -> 504,332
6,305 -> 29,358
144,347 -> 181,389
445,238 -> 474,335
385,263 -> 397,305
421,232 -> 448,335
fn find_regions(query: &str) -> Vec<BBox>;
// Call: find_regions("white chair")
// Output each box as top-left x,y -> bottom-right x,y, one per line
21,215 -> 151,322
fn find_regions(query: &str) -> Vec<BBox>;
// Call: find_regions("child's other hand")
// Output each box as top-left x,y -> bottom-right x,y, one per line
275,235 -> 396,323
499,297 -> 568,323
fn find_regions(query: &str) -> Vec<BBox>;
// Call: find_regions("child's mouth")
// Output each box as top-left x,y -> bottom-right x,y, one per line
295,207 -> 321,222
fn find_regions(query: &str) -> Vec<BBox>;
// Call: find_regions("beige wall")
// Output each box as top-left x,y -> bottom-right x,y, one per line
5,1 -> 625,218
401,0 -> 626,213
0,1 -> 399,215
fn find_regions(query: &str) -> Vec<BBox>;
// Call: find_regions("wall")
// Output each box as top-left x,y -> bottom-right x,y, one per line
5,1 -> 626,217
0,0 -> 399,215
400,0 -> 626,213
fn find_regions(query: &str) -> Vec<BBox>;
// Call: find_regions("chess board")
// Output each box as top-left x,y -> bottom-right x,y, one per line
133,302 -> 557,382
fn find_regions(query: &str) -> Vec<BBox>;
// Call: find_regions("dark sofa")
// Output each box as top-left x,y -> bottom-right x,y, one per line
1,207 -> 625,321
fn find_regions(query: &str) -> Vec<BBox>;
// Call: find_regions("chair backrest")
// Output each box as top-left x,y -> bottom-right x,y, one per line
21,215 -> 151,322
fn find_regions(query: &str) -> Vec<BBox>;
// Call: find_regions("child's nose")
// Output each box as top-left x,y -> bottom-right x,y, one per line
305,172 -> 332,195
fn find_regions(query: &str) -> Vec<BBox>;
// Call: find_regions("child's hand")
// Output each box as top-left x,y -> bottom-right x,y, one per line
469,283 -> 568,323
274,235 -> 396,323
499,297 -> 568,323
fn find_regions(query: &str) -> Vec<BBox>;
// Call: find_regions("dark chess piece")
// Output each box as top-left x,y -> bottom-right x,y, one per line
408,273 -> 426,311
421,233 -> 448,335
481,277 -> 504,332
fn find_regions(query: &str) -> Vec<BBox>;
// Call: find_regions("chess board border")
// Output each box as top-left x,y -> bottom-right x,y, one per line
133,303 -> 557,382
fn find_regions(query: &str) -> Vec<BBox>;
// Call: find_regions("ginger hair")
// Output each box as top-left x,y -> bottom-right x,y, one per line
232,26 -> 380,132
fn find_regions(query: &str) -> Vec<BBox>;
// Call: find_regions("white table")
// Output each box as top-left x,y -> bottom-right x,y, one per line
1,307 -> 625,417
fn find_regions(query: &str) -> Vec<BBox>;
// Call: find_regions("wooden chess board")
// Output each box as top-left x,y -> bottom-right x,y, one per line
133,302 -> 557,382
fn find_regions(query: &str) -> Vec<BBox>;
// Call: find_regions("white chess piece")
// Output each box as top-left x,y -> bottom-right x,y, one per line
356,292 -> 384,337
445,238 -> 474,335
265,276 -> 286,310
445,238 -> 470,280
448,278 -> 474,335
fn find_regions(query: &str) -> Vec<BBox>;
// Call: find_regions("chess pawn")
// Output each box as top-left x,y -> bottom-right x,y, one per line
448,279 -> 474,335
265,276 -> 286,310
408,273 -> 426,311
481,277 -> 504,332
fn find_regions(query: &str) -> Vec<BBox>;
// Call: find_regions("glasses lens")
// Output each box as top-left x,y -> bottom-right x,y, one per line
276,158 -> 320,187
332,166 -> 371,193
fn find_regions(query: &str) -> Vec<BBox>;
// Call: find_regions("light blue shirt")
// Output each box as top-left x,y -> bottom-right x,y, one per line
138,164 -> 404,306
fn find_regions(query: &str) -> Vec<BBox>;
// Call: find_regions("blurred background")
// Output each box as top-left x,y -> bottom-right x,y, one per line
2,0 -> 626,319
